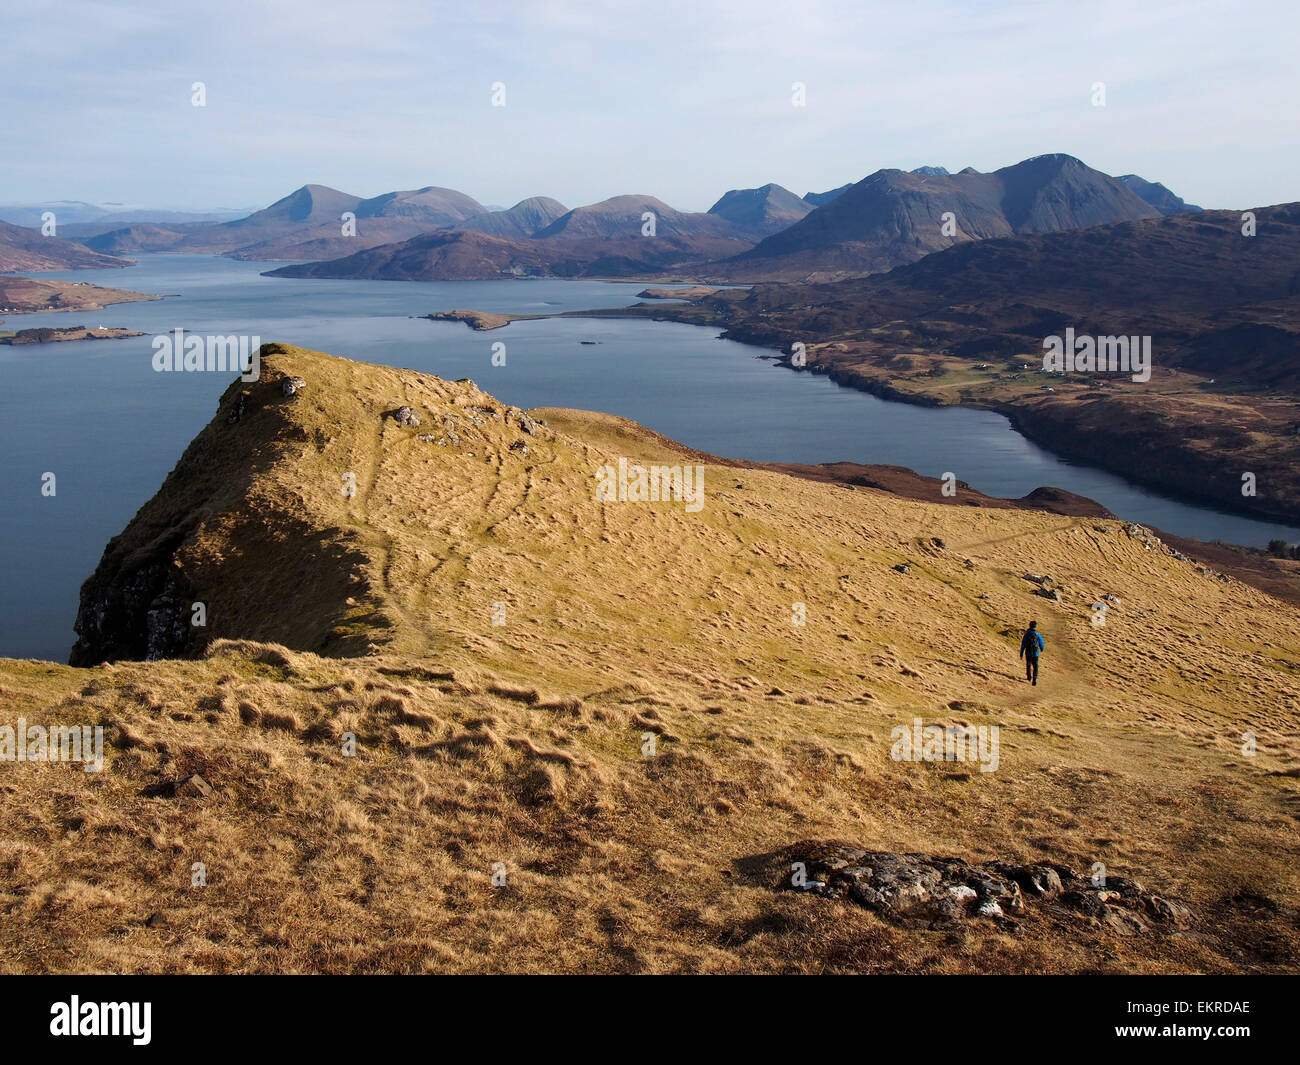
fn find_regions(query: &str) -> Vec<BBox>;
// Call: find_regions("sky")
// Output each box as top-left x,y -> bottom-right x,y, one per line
3,0 -> 1297,214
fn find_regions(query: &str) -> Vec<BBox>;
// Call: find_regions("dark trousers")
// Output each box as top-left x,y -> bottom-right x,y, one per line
1024,655 -> 1039,683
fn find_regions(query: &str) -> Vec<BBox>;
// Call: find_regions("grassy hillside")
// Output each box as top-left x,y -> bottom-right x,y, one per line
3,344 -> 1298,973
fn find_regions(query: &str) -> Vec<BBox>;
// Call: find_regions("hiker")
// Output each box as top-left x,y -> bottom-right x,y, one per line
1020,620 -> 1044,685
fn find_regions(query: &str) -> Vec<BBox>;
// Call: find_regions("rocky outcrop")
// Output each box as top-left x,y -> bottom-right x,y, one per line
71,542 -> 198,666
786,842 -> 1193,935
426,309 -> 515,331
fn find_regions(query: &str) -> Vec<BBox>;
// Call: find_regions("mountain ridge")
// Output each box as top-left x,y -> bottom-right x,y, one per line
713,154 -> 1163,280
73,156 -> 1200,279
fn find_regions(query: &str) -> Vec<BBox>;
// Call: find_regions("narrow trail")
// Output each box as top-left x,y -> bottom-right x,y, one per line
954,520 -> 1087,555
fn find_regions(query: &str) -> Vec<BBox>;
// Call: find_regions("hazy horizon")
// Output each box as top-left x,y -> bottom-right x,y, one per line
4,0 -> 1297,214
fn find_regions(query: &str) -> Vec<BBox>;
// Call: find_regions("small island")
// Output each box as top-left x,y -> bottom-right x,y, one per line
424,305 -> 666,333
0,324 -> 145,346
425,309 -> 528,331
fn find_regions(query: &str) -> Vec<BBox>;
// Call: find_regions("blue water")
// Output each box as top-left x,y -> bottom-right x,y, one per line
2,254 -> 1296,661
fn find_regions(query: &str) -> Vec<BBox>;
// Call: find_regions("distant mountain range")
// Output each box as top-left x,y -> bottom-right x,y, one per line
267,155 -> 1203,283
803,182 -> 854,207
266,193 -> 755,280
0,155 -> 1209,285
0,201 -> 250,230
81,184 -> 488,262
803,167 -> 949,207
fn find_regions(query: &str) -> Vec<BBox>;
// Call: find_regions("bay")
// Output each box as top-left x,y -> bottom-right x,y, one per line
2,254 -> 1295,661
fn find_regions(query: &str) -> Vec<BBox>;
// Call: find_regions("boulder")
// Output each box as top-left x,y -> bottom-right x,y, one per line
1144,896 -> 1193,926
1099,906 -> 1148,935
175,773 -> 213,798
143,773 -> 213,799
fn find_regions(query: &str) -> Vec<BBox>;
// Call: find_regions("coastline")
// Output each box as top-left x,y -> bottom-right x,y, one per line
428,300 -> 1300,531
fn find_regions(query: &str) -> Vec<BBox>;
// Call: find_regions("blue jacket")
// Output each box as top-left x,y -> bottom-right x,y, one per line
1021,629 -> 1044,657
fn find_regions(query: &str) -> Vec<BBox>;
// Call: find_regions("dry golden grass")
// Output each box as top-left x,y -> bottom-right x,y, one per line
2,344 -> 1298,973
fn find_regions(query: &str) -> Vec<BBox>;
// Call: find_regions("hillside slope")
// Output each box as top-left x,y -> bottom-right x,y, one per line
0,219 -> 134,271
3,345 -> 1297,974
1117,175 -> 1203,214
533,195 -> 744,241
265,227 -> 751,280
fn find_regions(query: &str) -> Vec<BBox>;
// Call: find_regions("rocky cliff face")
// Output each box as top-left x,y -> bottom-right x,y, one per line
71,542 -> 198,666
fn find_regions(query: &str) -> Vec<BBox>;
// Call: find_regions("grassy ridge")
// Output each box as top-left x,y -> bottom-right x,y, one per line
3,344 -> 1297,973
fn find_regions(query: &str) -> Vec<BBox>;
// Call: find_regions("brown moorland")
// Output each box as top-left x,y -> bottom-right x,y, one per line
2,344 -> 1297,974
